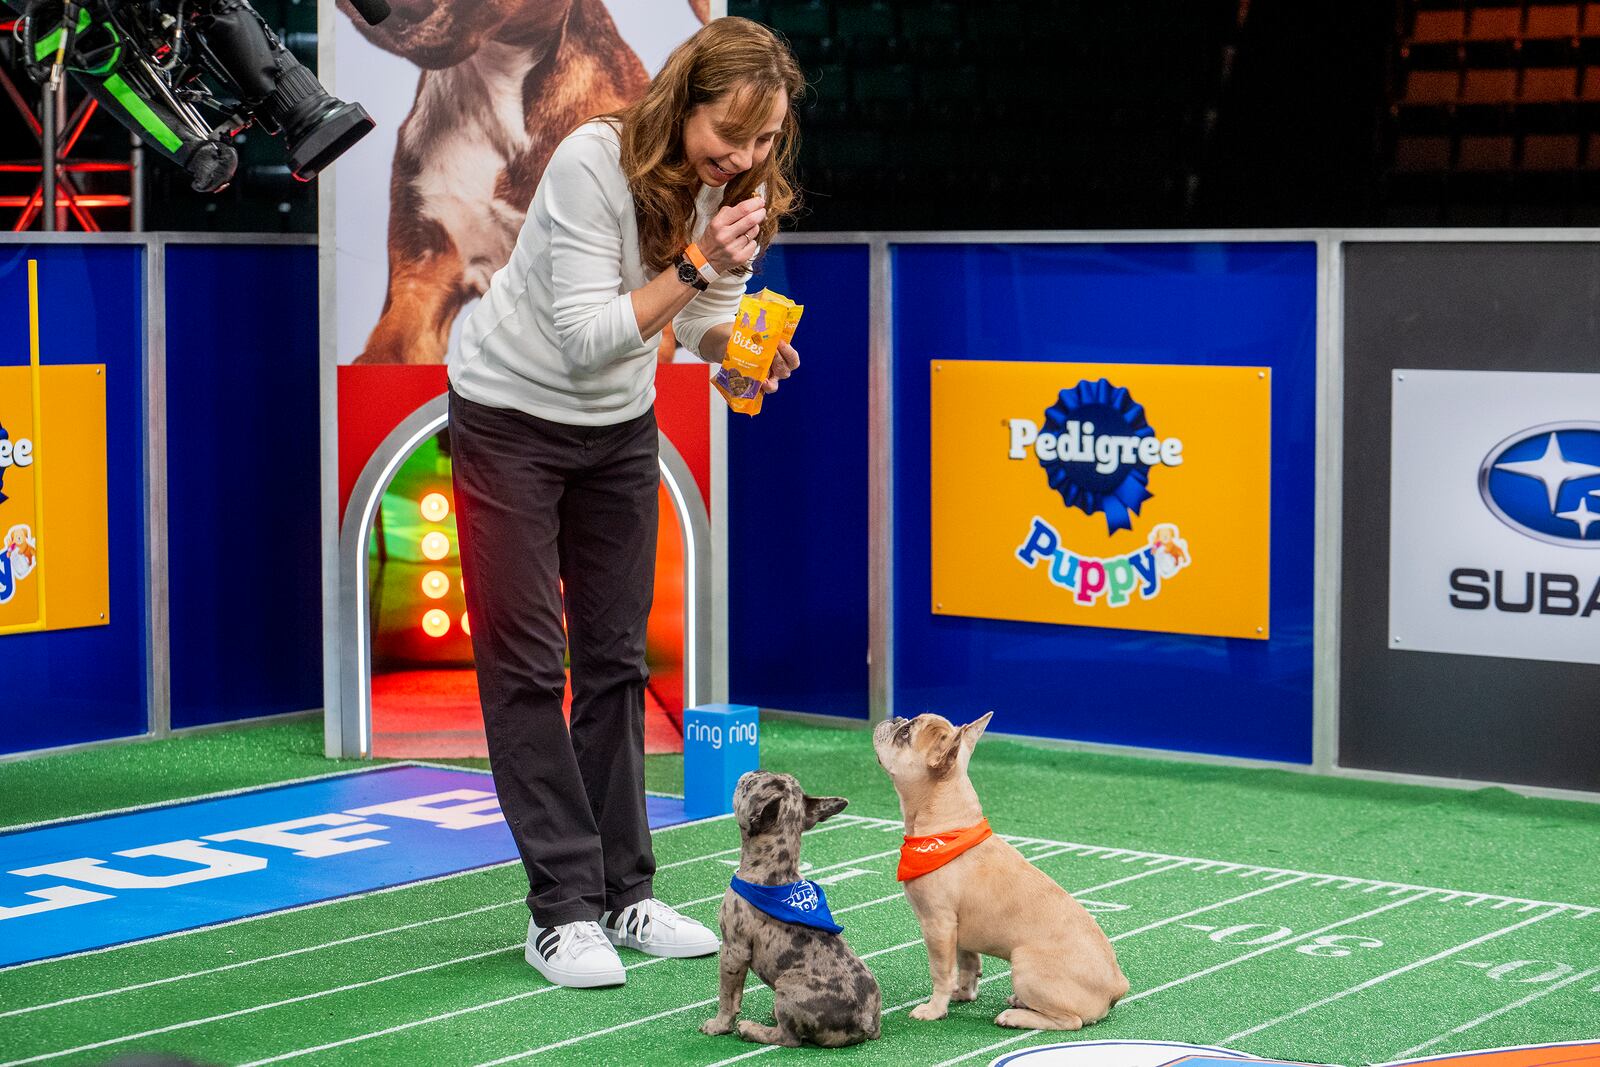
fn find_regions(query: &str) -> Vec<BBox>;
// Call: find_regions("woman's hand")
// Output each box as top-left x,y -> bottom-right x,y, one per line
761,341 -> 799,394
699,197 -> 766,274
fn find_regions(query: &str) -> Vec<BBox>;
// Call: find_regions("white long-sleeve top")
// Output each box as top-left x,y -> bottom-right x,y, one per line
450,119 -> 745,427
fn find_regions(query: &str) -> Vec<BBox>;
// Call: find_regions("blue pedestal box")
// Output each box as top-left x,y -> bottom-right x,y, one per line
683,703 -> 760,819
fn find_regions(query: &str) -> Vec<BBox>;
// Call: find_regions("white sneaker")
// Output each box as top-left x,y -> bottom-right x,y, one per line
525,918 -> 626,988
601,897 -> 720,958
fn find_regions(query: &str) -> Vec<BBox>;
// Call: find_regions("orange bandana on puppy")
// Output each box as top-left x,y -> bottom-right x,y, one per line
896,818 -> 993,881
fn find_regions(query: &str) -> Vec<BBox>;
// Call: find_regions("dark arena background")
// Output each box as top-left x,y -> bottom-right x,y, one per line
1,2 -> 1598,1067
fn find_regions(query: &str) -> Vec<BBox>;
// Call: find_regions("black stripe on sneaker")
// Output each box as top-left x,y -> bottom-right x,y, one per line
536,929 -> 559,957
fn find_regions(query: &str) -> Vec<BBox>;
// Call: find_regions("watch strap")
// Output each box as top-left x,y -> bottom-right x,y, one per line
685,243 -> 718,284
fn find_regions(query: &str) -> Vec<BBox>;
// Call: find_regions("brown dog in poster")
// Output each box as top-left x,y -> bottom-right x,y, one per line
338,0 -> 708,364
872,712 -> 1129,1030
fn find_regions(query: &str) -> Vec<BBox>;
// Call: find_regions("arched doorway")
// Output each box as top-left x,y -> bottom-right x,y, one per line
330,394 -> 711,758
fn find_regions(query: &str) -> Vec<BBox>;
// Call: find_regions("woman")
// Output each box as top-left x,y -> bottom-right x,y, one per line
447,17 -> 804,989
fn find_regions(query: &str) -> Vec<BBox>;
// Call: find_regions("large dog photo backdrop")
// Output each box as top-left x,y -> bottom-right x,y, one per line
333,0 -> 709,365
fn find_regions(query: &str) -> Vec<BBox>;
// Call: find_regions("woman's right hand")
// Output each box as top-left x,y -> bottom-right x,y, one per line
698,196 -> 766,274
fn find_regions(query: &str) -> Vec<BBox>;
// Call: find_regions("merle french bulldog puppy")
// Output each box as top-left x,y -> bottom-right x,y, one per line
699,771 -> 882,1048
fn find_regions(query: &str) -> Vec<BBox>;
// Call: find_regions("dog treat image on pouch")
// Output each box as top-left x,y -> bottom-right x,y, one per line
715,288 -> 804,415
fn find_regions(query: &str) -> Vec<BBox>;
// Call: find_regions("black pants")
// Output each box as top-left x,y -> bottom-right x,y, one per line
449,388 -> 658,927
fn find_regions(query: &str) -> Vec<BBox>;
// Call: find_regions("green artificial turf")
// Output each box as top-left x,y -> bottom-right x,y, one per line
2,715 -> 1597,1067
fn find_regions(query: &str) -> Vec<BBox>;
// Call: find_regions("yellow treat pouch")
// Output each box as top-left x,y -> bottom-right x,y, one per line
714,288 -> 803,415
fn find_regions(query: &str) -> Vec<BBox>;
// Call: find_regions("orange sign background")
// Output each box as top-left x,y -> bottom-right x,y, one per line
0,365 -> 110,635
929,360 -> 1272,639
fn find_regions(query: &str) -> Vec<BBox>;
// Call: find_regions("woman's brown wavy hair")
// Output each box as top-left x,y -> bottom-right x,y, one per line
605,17 -> 804,275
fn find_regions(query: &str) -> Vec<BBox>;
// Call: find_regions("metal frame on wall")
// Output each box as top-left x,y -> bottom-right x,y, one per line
5,226 -> 1594,807
0,231 -> 317,764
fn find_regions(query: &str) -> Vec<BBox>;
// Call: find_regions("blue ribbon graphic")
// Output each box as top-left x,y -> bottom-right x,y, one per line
1039,378 -> 1156,533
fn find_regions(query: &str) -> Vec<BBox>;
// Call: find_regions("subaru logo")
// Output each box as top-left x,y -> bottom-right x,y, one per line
1478,423 -> 1600,548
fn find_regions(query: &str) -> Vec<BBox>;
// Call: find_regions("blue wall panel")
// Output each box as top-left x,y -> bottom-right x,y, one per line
892,243 -> 1318,762
165,244 -> 322,728
0,244 -> 148,754
728,244 -> 871,718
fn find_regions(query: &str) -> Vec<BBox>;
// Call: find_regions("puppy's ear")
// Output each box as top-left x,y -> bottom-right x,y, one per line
929,726 -> 963,779
931,713 -> 992,779
746,796 -> 782,836
963,711 -> 994,745
801,795 -> 848,830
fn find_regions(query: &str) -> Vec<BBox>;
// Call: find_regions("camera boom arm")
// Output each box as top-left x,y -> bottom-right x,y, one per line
6,0 -> 375,192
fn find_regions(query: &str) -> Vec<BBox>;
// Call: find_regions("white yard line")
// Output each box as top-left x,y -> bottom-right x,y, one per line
0,813 -> 741,976
932,1029 -> 1028,1067
704,1044 -> 781,1065
1061,858 -> 1194,898
1219,907 -> 1570,1043
7,829 -> 809,1059
499,855 -> 1195,1067
822,858 -> 1194,924
1395,966 -> 1600,1058
700,862 -> 1202,1067
235,955 -> 675,1067
1123,890 -> 1434,1002
924,888 -> 1450,1067
677,845 -> 903,908
233,874 -> 926,1066
0,900 -> 521,1018
654,814 -> 866,871
0,859 -> 524,976
2,817 -> 758,1013
0,764 -> 426,835
0,943 -> 524,1066
828,816 -> 1599,914
834,891 -> 904,914
951,903 -> 1588,1064
473,936 -> 930,1066
1109,876 -> 1310,941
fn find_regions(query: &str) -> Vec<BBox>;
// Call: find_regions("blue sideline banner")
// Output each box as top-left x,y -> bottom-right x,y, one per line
0,765 -> 690,968
893,241 -> 1318,762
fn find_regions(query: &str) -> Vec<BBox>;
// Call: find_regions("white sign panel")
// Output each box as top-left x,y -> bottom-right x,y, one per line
1389,369 -> 1600,665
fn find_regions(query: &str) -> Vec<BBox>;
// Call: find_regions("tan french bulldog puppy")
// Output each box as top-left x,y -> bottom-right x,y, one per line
872,712 -> 1128,1030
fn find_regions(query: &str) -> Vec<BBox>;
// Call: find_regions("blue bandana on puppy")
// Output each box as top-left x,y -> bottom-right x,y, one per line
729,876 -> 844,934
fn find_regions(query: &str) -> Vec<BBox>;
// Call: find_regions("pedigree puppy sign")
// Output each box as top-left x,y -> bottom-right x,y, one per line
929,361 -> 1272,640
0,365 -> 110,636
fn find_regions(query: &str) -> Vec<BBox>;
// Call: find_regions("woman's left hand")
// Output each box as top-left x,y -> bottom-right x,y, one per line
762,342 -> 800,394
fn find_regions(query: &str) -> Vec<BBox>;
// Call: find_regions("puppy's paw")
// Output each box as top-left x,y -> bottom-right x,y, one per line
700,1016 -> 734,1036
996,1008 -> 1037,1029
909,1001 -> 948,1021
951,984 -> 979,1002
